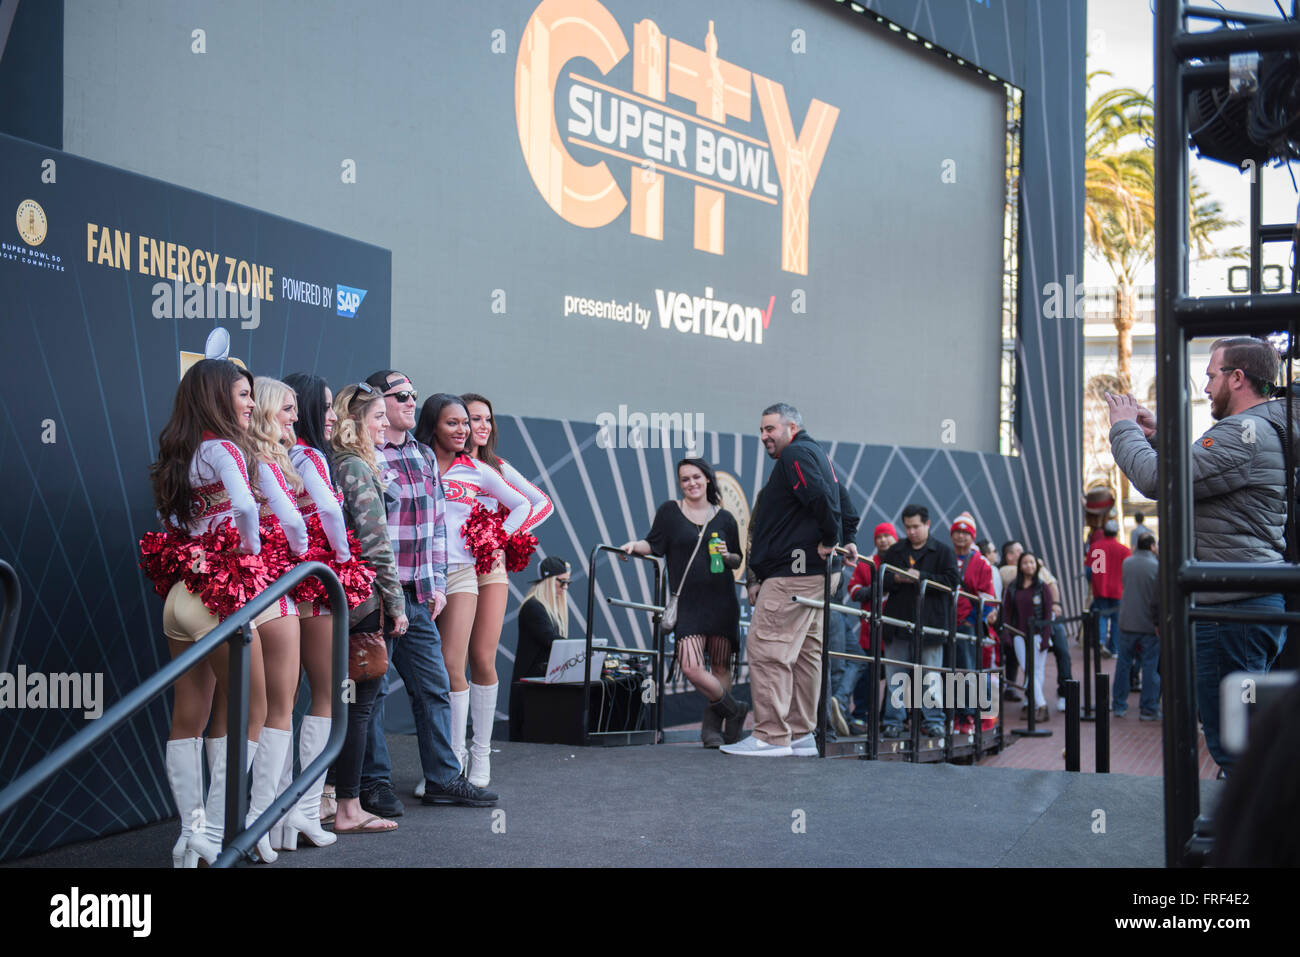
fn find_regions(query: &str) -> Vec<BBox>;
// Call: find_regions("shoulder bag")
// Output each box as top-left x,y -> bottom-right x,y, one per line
660,503 -> 716,634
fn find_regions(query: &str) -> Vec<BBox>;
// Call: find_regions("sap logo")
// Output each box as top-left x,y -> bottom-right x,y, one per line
336,284 -> 367,318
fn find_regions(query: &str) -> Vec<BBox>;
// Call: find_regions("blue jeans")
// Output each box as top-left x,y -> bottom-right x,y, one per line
1194,593 -> 1286,770
1092,597 -> 1120,654
361,592 -> 462,791
1112,629 -> 1160,716
881,636 -> 944,731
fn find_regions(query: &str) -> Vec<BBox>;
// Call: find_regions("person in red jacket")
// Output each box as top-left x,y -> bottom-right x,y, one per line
834,523 -> 897,736
951,512 -> 996,734
1088,519 -> 1130,657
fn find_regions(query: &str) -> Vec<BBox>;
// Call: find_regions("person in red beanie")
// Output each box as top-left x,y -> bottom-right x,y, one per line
950,511 -> 996,734
834,522 -> 898,736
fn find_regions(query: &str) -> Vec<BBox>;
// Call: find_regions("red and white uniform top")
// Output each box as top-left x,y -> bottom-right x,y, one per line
440,453 -> 530,566
290,439 -> 351,562
183,436 -> 262,550
474,457 -> 553,536
256,459 -> 309,556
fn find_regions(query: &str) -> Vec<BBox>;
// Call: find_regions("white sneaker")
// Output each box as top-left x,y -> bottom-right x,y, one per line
413,779 -> 425,798
719,735 -> 792,757
790,733 -> 818,757
1057,696 -> 1067,713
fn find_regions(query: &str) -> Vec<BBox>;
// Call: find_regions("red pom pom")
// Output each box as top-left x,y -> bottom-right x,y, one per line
494,504 -> 538,572
462,503 -> 507,574
290,517 -> 377,610
180,520 -> 275,620
139,530 -> 189,597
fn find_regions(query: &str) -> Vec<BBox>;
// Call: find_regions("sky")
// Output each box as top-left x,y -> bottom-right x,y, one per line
1085,0 -> 1298,294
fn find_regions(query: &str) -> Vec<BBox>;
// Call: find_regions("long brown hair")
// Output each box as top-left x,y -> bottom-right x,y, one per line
150,359 -> 257,532
461,392 -> 502,471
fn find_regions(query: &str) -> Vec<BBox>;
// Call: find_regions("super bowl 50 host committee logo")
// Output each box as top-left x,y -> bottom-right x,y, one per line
516,0 -> 838,276
16,199 -> 47,246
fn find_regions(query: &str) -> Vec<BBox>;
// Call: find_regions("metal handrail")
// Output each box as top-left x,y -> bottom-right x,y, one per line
0,559 -> 19,673
806,552 -> 1007,762
584,544 -> 664,744
0,562 -> 348,867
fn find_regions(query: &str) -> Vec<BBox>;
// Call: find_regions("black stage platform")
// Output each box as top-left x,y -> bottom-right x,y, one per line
4,737 -> 1224,868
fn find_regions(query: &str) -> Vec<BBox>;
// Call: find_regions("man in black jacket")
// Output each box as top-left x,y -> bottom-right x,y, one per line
880,504 -> 960,739
722,403 -> 860,757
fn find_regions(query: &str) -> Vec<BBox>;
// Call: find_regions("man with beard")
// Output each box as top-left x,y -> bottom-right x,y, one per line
722,403 -> 859,756
1106,336 -> 1292,775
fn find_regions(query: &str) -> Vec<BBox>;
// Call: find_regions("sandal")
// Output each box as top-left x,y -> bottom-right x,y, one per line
320,785 -> 337,824
333,814 -> 398,834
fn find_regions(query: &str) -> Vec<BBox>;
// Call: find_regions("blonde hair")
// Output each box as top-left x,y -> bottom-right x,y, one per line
523,566 -> 569,638
250,376 -> 304,493
331,384 -> 383,475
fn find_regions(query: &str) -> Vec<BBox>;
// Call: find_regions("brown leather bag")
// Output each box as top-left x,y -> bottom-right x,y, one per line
349,606 -> 389,682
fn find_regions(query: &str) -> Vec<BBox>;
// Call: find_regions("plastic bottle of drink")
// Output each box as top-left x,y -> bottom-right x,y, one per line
709,532 -> 724,573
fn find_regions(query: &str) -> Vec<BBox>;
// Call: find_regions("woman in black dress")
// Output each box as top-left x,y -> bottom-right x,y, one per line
620,458 -> 747,747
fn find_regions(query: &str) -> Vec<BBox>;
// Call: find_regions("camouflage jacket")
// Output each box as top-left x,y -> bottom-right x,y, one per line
332,450 -> 404,623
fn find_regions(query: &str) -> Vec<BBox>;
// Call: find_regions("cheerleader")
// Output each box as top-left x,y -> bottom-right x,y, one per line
275,373 -> 372,849
199,376 -> 309,864
458,393 -> 551,787
412,394 -> 530,785
142,359 -> 272,867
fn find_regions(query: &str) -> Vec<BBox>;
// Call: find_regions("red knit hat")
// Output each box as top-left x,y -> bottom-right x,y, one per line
873,522 -> 898,539
950,511 -> 977,537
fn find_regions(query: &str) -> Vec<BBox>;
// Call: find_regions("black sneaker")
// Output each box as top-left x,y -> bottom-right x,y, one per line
360,781 -> 405,818
847,718 -> 869,737
881,725 -> 906,738
422,773 -> 498,807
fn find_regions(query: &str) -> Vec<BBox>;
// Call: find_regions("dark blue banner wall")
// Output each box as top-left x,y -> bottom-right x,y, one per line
0,133 -> 391,860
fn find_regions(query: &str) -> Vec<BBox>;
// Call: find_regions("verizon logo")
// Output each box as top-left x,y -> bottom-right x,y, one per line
654,286 -> 772,344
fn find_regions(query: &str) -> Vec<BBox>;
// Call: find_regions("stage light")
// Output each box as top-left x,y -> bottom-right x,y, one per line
1188,38 -> 1300,167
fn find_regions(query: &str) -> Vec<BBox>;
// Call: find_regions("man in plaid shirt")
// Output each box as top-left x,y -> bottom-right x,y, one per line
360,370 -> 498,812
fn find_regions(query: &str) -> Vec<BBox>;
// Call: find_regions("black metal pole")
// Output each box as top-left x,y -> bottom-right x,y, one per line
223,622 -> 252,856
583,545 -> 599,747
654,556 -> 664,744
909,580 -> 923,762
869,564 -> 882,760
0,559 -> 20,674
1156,0 -> 1201,867
1095,671 -> 1111,774
816,558 -> 832,758
1081,609 -> 1096,720
1065,679 -> 1081,772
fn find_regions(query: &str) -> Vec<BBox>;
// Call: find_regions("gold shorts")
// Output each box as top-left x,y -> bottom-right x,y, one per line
476,564 -> 509,587
445,563 -> 479,597
162,582 -> 220,643
252,595 -> 298,628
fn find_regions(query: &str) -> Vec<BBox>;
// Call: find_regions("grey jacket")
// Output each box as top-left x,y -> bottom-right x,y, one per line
1118,549 -> 1159,634
1109,398 -> 1295,603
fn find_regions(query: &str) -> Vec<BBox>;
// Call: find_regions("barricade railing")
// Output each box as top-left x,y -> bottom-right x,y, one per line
586,544 -> 665,746
0,559 -> 19,673
0,562 -> 348,867
798,554 -> 1005,762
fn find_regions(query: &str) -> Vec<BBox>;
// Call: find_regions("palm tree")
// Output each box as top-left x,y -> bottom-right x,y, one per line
1085,72 -> 1243,393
